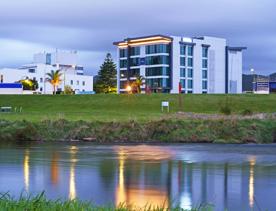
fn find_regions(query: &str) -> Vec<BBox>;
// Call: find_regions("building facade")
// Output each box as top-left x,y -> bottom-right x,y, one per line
252,75 -> 276,94
114,35 -> 246,94
0,51 -> 93,94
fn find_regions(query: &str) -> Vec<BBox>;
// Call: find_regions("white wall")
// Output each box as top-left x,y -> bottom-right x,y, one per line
0,88 -> 23,95
171,36 -> 181,94
228,50 -> 242,93
200,37 -> 227,94
0,64 -> 93,94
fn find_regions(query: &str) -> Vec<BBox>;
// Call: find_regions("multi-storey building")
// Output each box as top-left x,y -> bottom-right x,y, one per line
0,50 -> 93,94
114,35 -> 246,94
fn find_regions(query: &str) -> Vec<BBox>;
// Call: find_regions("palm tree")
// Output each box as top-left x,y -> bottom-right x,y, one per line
46,70 -> 62,94
135,75 -> 145,94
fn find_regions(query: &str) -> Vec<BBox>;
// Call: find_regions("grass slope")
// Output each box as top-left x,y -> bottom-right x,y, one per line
0,94 -> 275,122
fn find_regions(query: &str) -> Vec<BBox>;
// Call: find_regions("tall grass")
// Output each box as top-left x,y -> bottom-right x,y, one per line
0,192 -> 213,211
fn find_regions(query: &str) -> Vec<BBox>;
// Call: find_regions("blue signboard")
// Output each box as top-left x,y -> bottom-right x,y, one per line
0,83 -> 23,88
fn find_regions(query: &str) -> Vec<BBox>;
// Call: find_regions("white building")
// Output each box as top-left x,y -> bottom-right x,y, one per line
114,35 -> 246,94
0,51 -> 93,94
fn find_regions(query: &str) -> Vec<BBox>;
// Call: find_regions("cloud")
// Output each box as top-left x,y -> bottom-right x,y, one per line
0,0 -> 275,75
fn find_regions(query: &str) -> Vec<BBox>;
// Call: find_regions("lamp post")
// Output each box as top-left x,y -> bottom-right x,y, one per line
250,68 -> 255,92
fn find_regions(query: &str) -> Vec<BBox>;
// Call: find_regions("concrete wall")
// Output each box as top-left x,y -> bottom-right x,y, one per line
0,88 -> 23,95
171,36 -> 181,94
228,50 -> 243,93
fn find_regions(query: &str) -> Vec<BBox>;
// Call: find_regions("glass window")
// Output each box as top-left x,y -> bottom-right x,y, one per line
120,60 -> 127,68
202,80 -> 208,90
187,90 -> 193,93
70,80 -> 73,85
188,80 -> 193,89
146,78 -> 170,88
146,67 -> 170,76
202,69 -> 208,79
188,58 -> 193,67
180,57 -> 186,66
82,81 -> 85,86
180,79 -> 186,88
130,47 -> 140,56
120,49 -> 127,58
145,55 -> 170,65
129,68 -> 140,77
77,81 -> 79,85
180,45 -> 186,55
146,44 -> 170,54
40,78 -> 43,83
188,69 -> 193,78
130,58 -> 140,66
0,75 -> 3,83
120,80 -> 128,89
46,53 -> 51,65
188,46 -> 193,56
202,47 -> 208,58
28,69 -> 35,73
180,68 -> 186,77
202,59 -> 208,68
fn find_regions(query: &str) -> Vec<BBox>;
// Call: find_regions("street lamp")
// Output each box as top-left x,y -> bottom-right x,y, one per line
250,68 -> 256,92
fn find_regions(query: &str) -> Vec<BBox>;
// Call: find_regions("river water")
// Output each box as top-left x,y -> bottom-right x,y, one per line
0,143 -> 276,210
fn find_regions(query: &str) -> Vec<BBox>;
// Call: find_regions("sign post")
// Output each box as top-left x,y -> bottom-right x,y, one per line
161,101 -> 169,112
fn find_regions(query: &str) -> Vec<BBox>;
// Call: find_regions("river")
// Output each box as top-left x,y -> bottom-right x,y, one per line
1,143 -> 276,210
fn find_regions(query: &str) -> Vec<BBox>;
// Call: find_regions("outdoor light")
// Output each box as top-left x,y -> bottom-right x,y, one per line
126,85 -> 132,92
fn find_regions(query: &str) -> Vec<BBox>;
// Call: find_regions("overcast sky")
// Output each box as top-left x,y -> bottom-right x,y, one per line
0,0 -> 275,75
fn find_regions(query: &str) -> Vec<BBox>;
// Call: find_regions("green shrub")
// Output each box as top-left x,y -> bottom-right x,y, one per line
241,109 -> 253,116
219,97 -> 232,115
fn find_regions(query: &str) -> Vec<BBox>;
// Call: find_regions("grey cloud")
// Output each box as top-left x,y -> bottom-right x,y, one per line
0,0 -> 275,75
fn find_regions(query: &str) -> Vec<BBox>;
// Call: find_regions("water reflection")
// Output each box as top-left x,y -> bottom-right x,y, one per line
249,157 -> 256,208
115,146 -> 169,208
116,148 -> 126,205
23,149 -> 30,192
1,144 -> 276,211
51,152 -> 59,185
69,146 -> 78,200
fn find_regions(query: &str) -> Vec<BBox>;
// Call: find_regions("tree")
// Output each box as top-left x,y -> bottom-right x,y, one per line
64,85 -> 74,95
46,70 -> 62,95
94,53 -> 117,93
18,78 -> 38,91
134,75 -> 145,94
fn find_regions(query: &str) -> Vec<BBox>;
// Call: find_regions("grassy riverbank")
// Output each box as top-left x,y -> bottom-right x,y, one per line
0,118 -> 275,143
0,94 -> 275,122
0,193 -> 211,211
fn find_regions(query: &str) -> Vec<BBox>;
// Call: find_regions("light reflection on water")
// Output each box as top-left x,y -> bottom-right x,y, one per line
1,143 -> 276,211
23,149 -> 29,192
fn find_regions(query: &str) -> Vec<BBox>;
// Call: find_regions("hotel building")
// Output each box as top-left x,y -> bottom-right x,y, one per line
114,35 -> 246,94
0,50 -> 93,94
